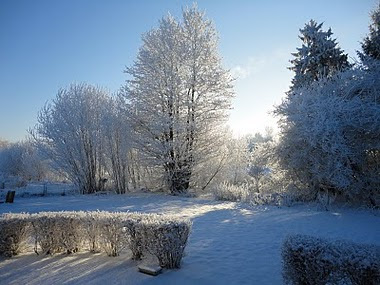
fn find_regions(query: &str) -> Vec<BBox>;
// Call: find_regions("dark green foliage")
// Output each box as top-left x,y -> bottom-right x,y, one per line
289,20 -> 350,90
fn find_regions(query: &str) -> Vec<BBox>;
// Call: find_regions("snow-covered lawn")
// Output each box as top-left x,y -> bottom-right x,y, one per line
0,182 -> 77,199
0,193 -> 379,285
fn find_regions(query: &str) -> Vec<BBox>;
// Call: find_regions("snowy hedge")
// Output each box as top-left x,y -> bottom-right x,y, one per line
282,234 -> 380,285
0,213 -> 30,257
0,211 -> 192,268
31,212 -> 85,255
123,214 -> 144,260
137,215 -> 192,268
96,212 -> 128,257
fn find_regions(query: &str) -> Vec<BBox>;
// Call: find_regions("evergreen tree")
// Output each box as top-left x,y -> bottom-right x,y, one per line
361,3 -> 380,60
289,20 -> 350,90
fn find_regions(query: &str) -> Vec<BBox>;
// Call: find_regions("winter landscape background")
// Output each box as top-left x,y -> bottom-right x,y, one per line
0,1 -> 380,284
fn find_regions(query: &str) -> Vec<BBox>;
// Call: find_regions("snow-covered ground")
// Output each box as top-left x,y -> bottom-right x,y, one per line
0,193 -> 379,285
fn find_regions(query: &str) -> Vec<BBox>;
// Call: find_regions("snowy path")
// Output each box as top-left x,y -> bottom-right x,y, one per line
0,194 -> 379,285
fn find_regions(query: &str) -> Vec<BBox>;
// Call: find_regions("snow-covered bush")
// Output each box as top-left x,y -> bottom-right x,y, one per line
31,211 -> 127,256
276,60 -> 380,206
31,212 -> 84,255
83,211 -> 192,261
213,182 -> 249,202
96,212 -> 128,256
31,211 -> 128,256
282,234 -> 380,285
213,181 -> 294,206
80,211 -> 103,253
122,214 -> 144,260
0,213 -> 30,257
250,192 -> 292,206
137,215 -> 192,269
1,211 -> 192,268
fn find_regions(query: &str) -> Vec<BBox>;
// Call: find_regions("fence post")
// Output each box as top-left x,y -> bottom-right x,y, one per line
43,183 -> 47,196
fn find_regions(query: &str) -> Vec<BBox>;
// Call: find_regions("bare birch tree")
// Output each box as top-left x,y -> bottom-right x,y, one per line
31,83 -> 108,194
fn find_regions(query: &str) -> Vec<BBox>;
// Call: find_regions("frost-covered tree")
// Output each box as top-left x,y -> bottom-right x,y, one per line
289,20 -> 350,90
0,141 -> 48,181
361,3 -> 380,60
0,139 -> 8,149
248,140 -> 273,194
276,60 -> 380,206
201,132 -> 249,190
31,83 -> 109,194
102,96 -> 131,194
124,5 -> 234,195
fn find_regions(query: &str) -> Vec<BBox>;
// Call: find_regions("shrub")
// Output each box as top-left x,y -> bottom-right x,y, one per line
213,181 -> 295,206
0,211 -> 192,269
0,213 -> 30,257
31,212 -> 84,255
138,214 -> 192,269
96,212 -> 127,257
282,234 -> 380,285
250,192 -> 293,206
81,211 -> 104,253
56,213 -> 84,254
122,214 -> 144,260
213,182 -> 249,202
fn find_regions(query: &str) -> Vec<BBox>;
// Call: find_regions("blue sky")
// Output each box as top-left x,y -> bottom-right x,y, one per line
0,0 -> 376,142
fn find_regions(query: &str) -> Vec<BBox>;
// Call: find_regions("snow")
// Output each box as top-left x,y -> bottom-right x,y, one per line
0,193 -> 379,285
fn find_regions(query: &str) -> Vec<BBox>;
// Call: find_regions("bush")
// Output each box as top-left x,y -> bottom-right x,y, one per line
0,213 -> 30,257
282,234 -> 380,285
138,214 -> 192,269
81,211 -> 103,253
249,192 -> 296,207
213,182 -> 249,202
97,212 -> 127,257
1,211 -> 192,269
213,181 -> 295,206
122,214 -> 144,260
250,192 -> 283,206
31,212 -> 84,255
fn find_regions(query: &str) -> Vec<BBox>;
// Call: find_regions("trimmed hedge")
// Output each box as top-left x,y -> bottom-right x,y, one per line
31,212 -> 85,255
81,211 -> 103,253
138,215 -> 192,268
0,213 -> 30,257
0,211 -> 192,269
123,215 -> 144,260
282,234 -> 380,285
96,212 -> 127,257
